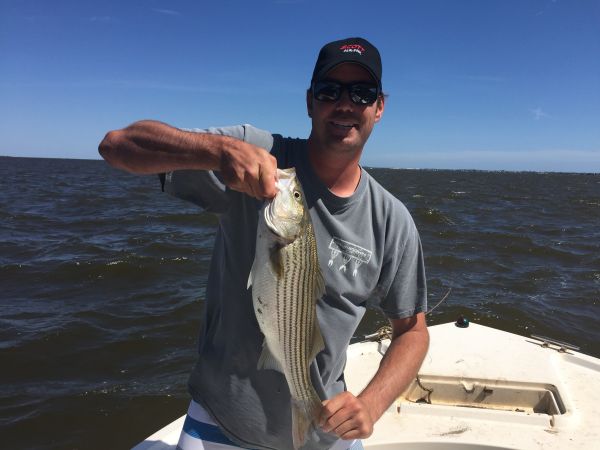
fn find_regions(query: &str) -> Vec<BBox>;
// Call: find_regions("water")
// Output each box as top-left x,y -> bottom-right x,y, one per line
1,156 -> 599,449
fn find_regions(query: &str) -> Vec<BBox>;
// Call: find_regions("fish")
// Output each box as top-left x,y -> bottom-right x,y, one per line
248,167 -> 325,449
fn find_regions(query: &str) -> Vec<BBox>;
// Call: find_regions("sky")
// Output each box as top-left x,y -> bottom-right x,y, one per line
1,0 -> 599,172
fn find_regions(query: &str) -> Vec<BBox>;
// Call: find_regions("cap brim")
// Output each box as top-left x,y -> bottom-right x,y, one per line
312,61 -> 382,90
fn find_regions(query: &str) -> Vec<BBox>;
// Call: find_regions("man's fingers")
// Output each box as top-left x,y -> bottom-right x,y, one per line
258,166 -> 278,199
320,392 -> 354,423
332,418 -> 358,438
319,397 -> 338,427
222,162 -> 262,199
327,412 -> 373,439
319,394 -> 352,431
339,429 -> 362,441
322,409 -> 350,434
220,143 -> 277,200
319,393 -> 374,439
249,166 -> 274,200
255,153 -> 277,199
245,180 -> 261,200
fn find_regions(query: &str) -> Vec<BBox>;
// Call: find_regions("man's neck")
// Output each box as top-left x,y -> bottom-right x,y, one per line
306,137 -> 363,198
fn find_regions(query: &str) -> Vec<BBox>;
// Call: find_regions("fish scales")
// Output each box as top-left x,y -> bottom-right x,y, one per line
248,168 -> 325,449
280,232 -> 310,398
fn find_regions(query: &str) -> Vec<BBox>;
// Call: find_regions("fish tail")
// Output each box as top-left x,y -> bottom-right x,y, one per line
291,395 -> 322,449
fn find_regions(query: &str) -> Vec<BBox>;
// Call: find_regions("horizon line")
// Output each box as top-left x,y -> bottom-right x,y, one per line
2,154 -> 598,175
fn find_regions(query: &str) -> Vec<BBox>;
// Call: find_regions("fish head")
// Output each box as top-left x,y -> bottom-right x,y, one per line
264,168 -> 307,243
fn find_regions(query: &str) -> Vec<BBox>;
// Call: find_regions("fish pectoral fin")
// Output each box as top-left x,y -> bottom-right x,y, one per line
247,255 -> 257,289
309,322 -> 325,362
269,245 -> 284,279
257,342 -> 284,373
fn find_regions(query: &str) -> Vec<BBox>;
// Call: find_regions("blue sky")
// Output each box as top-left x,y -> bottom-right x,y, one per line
1,0 -> 599,172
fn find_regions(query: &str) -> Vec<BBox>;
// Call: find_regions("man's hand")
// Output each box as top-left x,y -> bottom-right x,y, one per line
319,314 -> 428,442
219,140 -> 278,200
318,391 -> 374,440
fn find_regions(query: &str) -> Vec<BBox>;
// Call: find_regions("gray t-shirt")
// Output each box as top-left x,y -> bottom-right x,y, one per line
163,125 -> 427,450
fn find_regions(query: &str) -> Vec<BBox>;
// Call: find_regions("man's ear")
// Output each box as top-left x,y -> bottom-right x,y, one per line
374,95 -> 385,122
306,89 -> 313,118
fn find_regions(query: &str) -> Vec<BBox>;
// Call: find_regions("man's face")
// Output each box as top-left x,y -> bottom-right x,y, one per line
307,63 -> 384,155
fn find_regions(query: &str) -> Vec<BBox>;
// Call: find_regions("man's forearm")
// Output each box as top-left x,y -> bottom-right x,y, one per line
98,120 -> 278,199
358,313 -> 429,423
98,120 -> 234,174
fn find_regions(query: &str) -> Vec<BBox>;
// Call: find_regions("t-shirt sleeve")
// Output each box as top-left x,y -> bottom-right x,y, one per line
160,124 -> 274,213
379,218 -> 428,319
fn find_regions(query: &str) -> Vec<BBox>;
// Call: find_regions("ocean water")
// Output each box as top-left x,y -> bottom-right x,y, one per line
1,156 -> 599,449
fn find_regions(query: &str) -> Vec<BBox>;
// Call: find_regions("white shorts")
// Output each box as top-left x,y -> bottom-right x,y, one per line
176,400 -> 362,450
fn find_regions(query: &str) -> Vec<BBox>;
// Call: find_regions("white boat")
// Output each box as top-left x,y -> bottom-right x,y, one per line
132,321 -> 600,449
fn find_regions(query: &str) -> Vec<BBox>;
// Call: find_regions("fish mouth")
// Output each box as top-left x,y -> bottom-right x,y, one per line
264,203 -> 281,236
264,202 -> 300,243
264,203 -> 291,242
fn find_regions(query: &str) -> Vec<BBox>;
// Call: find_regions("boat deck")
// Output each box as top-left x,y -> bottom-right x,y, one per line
345,322 -> 600,449
133,322 -> 600,449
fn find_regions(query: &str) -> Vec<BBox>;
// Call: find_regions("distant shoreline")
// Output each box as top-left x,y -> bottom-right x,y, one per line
2,155 -> 599,175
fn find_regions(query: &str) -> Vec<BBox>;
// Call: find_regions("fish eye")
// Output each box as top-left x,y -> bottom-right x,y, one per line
293,191 -> 301,200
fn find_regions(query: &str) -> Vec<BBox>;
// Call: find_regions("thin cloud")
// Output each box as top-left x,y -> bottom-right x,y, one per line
535,0 -> 559,17
530,107 -> 549,120
152,8 -> 181,16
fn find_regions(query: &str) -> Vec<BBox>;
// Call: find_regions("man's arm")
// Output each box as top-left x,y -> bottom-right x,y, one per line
319,312 -> 429,440
98,120 -> 278,199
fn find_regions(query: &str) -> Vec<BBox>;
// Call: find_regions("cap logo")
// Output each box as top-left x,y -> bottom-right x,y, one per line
340,44 -> 365,56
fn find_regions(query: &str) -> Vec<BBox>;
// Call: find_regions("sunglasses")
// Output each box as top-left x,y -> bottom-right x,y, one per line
312,80 -> 380,105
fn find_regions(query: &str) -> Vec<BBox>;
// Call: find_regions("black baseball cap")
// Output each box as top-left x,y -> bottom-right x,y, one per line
311,37 -> 382,90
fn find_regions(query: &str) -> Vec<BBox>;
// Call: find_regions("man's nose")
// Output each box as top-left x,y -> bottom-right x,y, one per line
335,89 -> 354,110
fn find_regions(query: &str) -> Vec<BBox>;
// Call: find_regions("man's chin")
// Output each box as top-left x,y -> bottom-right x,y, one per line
326,125 -> 358,141
324,135 -> 363,153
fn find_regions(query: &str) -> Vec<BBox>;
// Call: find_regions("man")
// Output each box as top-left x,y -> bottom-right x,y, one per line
100,37 -> 429,450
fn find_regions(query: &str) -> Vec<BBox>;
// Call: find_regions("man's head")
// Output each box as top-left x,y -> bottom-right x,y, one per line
307,37 -> 385,155
311,37 -> 382,92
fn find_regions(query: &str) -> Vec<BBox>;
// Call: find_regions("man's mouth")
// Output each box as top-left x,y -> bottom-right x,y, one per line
330,120 -> 357,130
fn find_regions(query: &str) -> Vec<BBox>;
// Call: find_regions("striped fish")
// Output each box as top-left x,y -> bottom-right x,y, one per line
248,168 -> 325,449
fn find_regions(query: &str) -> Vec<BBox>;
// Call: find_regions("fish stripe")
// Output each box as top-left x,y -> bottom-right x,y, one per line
298,234 -> 308,400
302,230 -> 311,399
298,238 -> 305,398
288,243 -> 297,394
297,236 -> 304,400
285,247 -> 293,390
292,242 -> 301,397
